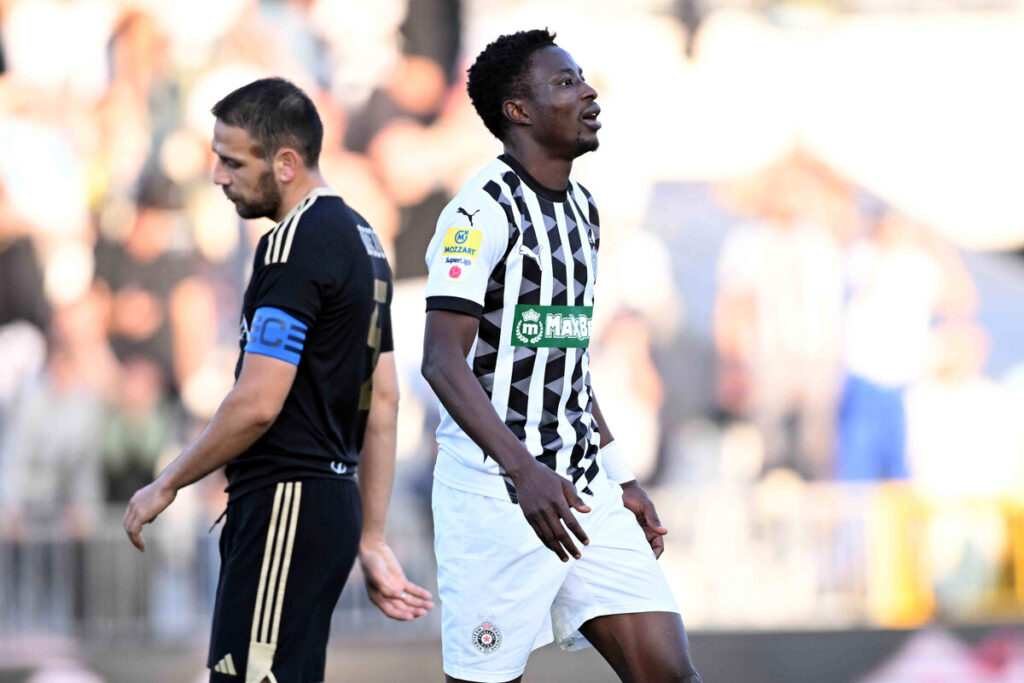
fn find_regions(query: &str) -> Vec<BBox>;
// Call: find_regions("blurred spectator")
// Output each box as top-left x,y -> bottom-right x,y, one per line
590,309 -> 665,483
837,206 -> 977,481
400,0 -> 461,83
353,54 -> 454,279
1,0 -> 115,101
102,355 -> 179,504
905,322 -> 1021,495
313,89 -> 400,255
0,185 -> 47,330
0,287 -> 116,539
94,180 -> 215,393
92,8 -> 177,201
0,346 -> 104,538
714,159 -> 844,479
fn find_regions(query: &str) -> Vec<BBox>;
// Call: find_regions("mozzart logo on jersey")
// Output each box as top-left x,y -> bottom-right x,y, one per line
443,227 -> 482,281
512,305 -> 593,348
443,228 -> 481,257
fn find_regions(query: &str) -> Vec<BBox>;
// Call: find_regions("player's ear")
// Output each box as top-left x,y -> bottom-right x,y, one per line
503,99 -> 531,128
274,147 -> 302,183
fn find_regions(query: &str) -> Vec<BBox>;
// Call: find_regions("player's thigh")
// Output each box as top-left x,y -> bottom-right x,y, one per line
579,611 -> 700,683
550,484 -> 679,651
432,478 -> 569,683
209,478 -> 361,683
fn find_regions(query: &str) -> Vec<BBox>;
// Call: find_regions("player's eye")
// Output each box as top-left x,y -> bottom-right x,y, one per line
561,78 -> 573,86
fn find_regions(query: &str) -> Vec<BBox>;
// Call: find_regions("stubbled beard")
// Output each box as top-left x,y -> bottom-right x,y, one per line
233,168 -> 281,219
578,136 -> 599,154
572,133 -> 599,158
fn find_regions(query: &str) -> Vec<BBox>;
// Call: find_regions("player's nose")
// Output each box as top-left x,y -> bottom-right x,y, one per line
212,159 -> 230,186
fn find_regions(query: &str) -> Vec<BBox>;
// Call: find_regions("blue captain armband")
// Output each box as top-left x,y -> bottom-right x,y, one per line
245,307 -> 308,366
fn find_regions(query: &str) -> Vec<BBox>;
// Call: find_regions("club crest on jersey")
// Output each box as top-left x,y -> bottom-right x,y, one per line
472,622 -> 502,653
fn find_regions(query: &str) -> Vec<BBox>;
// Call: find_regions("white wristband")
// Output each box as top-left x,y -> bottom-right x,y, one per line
599,440 -> 635,484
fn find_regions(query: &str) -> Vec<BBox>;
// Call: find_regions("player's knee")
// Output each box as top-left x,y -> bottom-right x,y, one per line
656,671 -> 700,683
634,659 -> 700,683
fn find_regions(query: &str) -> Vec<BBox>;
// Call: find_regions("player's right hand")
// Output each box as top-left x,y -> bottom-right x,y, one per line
511,460 -> 590,562
359,540 -> 435,621
122,479 -> 176,552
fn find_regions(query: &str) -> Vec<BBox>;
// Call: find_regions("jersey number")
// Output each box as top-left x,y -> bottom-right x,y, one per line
359,278 -> 389,410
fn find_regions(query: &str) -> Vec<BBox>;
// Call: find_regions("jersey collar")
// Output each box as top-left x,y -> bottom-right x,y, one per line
275,187 -> 339,228
498,154 -> 568,203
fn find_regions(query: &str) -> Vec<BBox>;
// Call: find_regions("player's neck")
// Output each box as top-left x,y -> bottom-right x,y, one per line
502,140 -> 573,193
273,171 -> 330,222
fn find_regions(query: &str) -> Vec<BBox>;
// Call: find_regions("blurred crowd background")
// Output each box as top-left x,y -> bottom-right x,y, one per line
2,0 -> 1024,680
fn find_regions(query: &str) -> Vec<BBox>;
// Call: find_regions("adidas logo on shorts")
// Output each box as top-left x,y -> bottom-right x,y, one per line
213,653 -> 238,675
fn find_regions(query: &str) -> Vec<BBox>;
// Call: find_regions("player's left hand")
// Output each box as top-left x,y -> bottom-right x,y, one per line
359,540 -> 435,621
122,478 -> 177,552
620,481 -> 668,559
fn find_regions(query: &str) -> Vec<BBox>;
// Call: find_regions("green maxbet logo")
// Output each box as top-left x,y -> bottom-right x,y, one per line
511,305 -> 593,348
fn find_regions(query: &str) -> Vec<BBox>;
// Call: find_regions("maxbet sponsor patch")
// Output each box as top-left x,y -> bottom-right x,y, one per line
511,305 -> 593,348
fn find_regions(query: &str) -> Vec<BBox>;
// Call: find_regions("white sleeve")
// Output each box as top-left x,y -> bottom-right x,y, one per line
424,194 -> 509,317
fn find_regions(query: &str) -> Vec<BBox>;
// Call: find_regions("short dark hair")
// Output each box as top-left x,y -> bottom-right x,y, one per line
211,78 -> 323,168
467,29 -> 557,141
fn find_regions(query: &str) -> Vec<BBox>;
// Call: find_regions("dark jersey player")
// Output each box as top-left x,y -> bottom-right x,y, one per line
123,78 -> 433,682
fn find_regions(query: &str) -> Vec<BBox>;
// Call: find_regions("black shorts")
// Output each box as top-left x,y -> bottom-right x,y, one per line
208,478 -> 361,682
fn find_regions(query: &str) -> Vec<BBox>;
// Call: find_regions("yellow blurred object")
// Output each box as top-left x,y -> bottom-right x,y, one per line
867,483 -> 934,627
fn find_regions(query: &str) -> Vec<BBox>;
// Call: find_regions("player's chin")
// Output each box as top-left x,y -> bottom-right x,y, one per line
234,201 -> 273,220
576,132 -> 600,154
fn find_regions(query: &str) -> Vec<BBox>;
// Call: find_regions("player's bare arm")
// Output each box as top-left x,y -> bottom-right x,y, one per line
422,309 -> 591,562
357,351 -> 435,620
122,351 -> 297,551
591,392 -> 668,558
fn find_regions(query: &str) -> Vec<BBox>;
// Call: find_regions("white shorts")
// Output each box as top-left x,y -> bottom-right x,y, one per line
432,477 -> 679,683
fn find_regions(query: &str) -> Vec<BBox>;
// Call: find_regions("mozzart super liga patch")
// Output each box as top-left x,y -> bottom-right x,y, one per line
442,228 -> 482,282
472,622 -> 502,653
511,305 -> 593,348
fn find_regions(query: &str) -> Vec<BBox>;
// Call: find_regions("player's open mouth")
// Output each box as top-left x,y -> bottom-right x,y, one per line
581,106 -> 601,130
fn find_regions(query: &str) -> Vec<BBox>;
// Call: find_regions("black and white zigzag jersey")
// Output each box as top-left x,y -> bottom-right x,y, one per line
424,154 -> 609,502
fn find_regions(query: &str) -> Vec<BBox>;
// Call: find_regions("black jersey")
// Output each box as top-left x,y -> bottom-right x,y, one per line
226,188 -> 393,501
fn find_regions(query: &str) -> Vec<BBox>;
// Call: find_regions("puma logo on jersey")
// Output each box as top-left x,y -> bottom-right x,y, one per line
331,461 -> 349,475
519,244 -> 542,267
457,207 -> 480,226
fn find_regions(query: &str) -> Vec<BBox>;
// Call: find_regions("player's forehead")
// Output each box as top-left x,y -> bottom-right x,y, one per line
527,46 -> 582,82
212,119 -> 260,160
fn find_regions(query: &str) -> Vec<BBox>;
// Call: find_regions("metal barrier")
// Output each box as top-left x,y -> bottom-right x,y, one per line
0,499 -> 441,645
3,484 -> 1024,646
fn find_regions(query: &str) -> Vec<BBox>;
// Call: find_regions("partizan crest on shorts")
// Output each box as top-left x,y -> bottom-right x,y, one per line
472,621 -> 502,653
